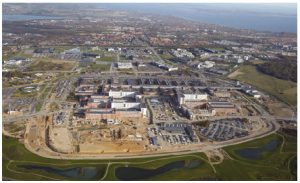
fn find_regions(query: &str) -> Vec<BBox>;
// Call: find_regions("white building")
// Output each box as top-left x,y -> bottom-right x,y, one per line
35,73 -> 43,77
172,48 -> 195,58
91,46 -> 99,51
111,99 -> 148,117
197,61 -> 215,69
237,58 -> 244,63
244,55 -> 250,61
64,47 -> 80,54
4,58 -> 31,65
140,105 -> 148,117
117,62 -> 133,69
109,90 -> 136,98
152,62 -> 178,71
241,87 -> 261,98
177,90 -> 208,105
111,101 -> 140,109
249,90 -> 261,98
182,93 -> 208,101
107,47 -> 115,52
167,66 -> 178,71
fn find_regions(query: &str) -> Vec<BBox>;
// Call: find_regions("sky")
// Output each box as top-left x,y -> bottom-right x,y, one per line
98,3 -> 297,32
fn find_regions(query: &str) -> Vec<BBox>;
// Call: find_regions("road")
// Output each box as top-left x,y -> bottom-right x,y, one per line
3,108 -> 72,123
148,46 -> 164,62
21,116 -> 280,160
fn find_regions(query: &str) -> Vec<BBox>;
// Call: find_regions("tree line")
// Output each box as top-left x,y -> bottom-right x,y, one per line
257,59 -> 297,82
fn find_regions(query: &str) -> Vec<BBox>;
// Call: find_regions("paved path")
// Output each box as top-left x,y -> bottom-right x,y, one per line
5,153 -> 213,181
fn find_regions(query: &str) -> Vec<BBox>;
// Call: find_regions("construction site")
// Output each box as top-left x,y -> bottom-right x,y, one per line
9,74 -> 281,159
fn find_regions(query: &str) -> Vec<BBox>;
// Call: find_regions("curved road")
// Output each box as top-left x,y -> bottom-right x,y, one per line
22,118 -> 280,160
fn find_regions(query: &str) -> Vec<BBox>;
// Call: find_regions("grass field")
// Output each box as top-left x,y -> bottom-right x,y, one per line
3,131 -> 296,181
34,102 -> 43,112
12,89 -> 38,98
249,59 -> 265,65
85,63 -> 110,72
12,85 -> 45,98
230,65 -> 297,106
26,60 -> 75,71
97,56 -> 115,62
3,52 -> 32,61
105,154 -> 215,181
220,132 -> 297,180
2,136 -> 213,181
160,53 -> 174,60
39,86 -> 52,100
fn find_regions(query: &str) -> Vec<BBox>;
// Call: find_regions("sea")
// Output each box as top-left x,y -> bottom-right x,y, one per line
3,3 -> 297,33
3,14 -> 63,21
99,3 -> 297,33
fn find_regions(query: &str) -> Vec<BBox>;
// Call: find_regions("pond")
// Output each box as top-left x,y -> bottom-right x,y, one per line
115,159 -> 201,180
17,165 -> 98,180
235,138 -> 281,160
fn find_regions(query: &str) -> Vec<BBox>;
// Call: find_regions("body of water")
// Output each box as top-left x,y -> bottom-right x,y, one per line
99,4 -> 297,33
115,160 -> 201,180
17,165 -> 98,180
235,139 -> 280,160
3,4 -> 297,33
3,14 -> 63,21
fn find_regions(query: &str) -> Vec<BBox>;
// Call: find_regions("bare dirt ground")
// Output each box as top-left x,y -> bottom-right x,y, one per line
49,127 -> 74,153
228,69 -> 244,79
204,149 -> 225,165
79,141 -> 146,153
266,102 -> 294,117
77,117 -> 149,154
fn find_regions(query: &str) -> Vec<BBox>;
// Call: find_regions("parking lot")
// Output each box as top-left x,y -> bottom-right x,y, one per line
57,53 -> 81,60
4,98 -> 36,114
111,77 -> 203,87
55,80 -> 71,98
197,118 -> 251,141
33,53 -> 56,58
147,122 -> 200,148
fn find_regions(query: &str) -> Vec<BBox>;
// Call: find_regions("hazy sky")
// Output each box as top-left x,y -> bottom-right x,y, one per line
99,3 -> 297,16
3,3 -> 297,32
98,3 -> 297,32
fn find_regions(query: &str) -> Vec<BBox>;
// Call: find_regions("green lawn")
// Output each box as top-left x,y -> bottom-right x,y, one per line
12,89 -> 38,98
3,131 -> 296,181
35,102 -> 43,112
97,56 -> 115,62
2,136 -> 214,181
279,130 -> 297,153
160,53 -> 174,60
231,65 -> 297,106
39,86 -> 52,100
224,134 -> 284,163
3,135 -> 108,181
26,60 -> 75,71
215,159 -> 291,181
12,85 -> 45,98
85,63 -> 110,72
105,153 -> 215,181
220,132 -> 296,181
4,52 -> 32,61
